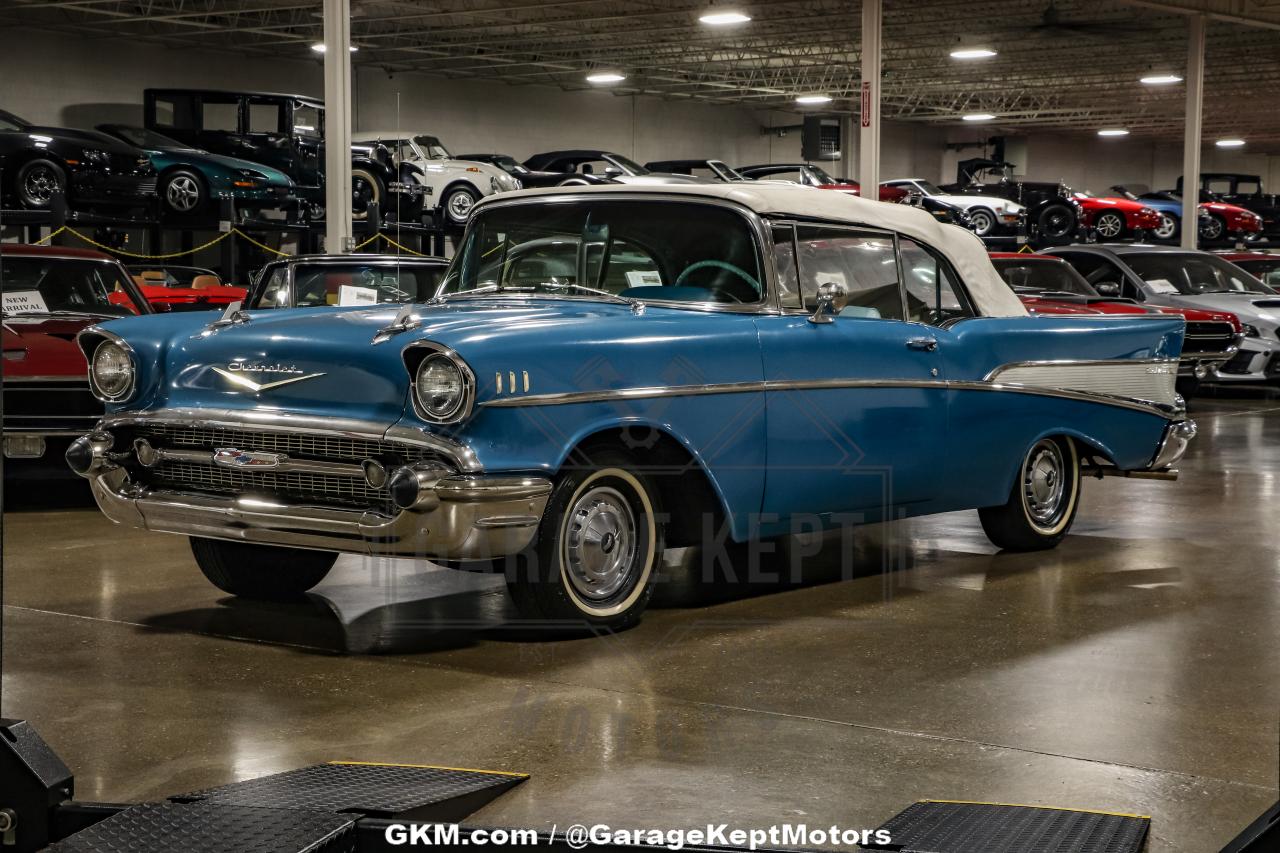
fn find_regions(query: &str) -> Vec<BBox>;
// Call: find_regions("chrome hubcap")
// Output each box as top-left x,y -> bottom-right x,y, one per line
1096,213 -> 1123,238
564,485 -> 637,603
970,210 -> 994,235
1024,440 -> 1067,526
24,167 -> 58,203
447,190 -> 474,221
1154,214 -> 1176,239
166,175 -> 201,211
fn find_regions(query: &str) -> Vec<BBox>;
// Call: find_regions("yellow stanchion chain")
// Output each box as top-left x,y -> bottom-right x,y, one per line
230,228 -> 292,257
351,232 -> 383,252
378,233 -> 430,256
31,225 -> 68,245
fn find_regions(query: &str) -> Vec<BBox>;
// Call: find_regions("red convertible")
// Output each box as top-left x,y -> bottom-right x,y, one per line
1072,192 -> 1163,240
2,244 -> 152,481
127,264 -> 247,311
990,252 -> 1242,390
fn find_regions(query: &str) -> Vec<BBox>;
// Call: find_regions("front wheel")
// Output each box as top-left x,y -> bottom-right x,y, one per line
441,184 -> 480,226
16,158 -> 66,208
968,207 -> 996,237
506,450 -> 664,630
979,436 -> 1081,551
1153,213 -> 1179,241
160,169 -> 206,216
1036,203 -> 1076,241
1198,214 -> 1226,243
351,168 -> 384,221
1094,211 -> 1126,240
190,537 -> 337,599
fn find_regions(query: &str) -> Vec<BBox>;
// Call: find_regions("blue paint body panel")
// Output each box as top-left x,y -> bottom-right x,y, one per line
97,298 -> 1185,543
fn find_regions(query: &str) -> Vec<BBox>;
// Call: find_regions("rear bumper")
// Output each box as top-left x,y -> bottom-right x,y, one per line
1149,419 -> 1197,470
69,433 -> 552,559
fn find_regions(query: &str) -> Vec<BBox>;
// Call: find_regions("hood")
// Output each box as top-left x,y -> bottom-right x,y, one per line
2,315 -> 97,377
164,148 -> 292,185
939,193 -> 1024,212
1018,297 -> 1106,315
98,298 -> 728,424
29,126 -> 141,157
1078,196 -> 1148,212
1160,293 -> 1280,330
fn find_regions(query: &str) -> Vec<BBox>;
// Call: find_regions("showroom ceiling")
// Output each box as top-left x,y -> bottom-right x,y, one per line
6,0 -> 1280,147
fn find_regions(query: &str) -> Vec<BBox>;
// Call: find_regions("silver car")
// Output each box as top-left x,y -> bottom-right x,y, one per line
1045,244 -> 1279,383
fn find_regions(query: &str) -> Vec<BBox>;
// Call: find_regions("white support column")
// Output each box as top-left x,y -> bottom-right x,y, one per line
858,0 -> 882,195
323,0 -> 353,253
1181,14 -> 1205,249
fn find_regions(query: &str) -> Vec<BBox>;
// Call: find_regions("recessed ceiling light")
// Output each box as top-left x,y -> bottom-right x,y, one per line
795,94 -> 832,105
1097,128 -> 1130,137
1216,138 -> 1246,148
586,71 -> 627,84
699,9 -> 751,25
311,43 -> 357,52
1140,73 -> 1182,85
962,113 -> 996,122
950,47 -> 997,59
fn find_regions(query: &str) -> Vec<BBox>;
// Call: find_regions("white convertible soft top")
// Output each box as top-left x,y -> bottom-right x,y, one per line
476,182 -> 1028,317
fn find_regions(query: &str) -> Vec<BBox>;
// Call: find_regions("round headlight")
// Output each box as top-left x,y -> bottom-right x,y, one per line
90,340 -> 135,401
414,353 -> 468,421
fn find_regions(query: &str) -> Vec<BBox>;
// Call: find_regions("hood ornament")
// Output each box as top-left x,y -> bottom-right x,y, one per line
201,301 -> 251,335
372,304 -> 420,344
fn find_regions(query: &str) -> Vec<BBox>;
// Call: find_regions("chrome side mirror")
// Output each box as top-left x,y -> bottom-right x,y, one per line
809,281 -> 849,324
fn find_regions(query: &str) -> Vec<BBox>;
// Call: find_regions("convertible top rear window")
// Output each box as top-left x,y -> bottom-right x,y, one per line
440,200 -> 764,306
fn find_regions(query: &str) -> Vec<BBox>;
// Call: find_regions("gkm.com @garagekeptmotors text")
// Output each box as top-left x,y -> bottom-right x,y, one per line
382,821 -> 895,849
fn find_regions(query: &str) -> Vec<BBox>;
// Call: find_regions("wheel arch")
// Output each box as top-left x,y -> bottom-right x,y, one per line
554,421 -> 737,548
995,427 -> 1115,496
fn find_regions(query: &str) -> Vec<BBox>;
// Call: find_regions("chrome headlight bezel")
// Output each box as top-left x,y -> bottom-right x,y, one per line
406,342 -> 476,424
88,338 -> 136,402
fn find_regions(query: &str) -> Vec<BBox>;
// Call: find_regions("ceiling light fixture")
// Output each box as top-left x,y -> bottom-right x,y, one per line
795,94 -> 832,105
1216,138 -> 1246,148
1097,128 -> 1130,137
950,47 -> 997,60
962,113 -> 995,122
311,43 -> 357,52
699,8 -> 751,25
1139,73 -> 1182,85
586,71 -> 627,84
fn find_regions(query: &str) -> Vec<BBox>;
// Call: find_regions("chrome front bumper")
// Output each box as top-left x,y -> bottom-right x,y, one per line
71,435 -> 552,559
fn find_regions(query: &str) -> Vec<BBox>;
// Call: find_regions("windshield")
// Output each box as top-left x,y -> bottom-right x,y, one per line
254,261 -> 446,309
1125,253 -> 1275,295
439,200 -> 763,305
914,181 -> 942,195
991,258 -> 1096,297
604,154 -> 648,175
0,112 -> 28,131
806,165 -> 840,185
110,126 -> 186,149
2,256 -> 144,316
413,136 -> 453,160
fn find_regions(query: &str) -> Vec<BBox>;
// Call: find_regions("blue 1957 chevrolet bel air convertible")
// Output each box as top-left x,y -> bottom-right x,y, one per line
68,183 -> 1195,629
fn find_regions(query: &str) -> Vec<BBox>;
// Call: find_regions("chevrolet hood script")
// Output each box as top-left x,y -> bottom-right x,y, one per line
212,362 -> 325,393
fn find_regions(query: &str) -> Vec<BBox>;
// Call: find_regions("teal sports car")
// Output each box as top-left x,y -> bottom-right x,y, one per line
97,124 -> 294,217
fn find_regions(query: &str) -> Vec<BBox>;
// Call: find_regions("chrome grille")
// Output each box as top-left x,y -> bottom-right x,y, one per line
124,423 -> 450,513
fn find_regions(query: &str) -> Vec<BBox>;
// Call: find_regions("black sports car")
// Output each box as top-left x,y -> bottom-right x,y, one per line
0,109 -> 155,211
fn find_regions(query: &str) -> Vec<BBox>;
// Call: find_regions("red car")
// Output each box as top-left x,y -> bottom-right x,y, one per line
1219,251 -> 1280,288
127,264 -> 247,311
1072,192 -> 1163,240
1197,200 -> 1264,242
990,252 -> 1242,390
2,244 -> 152,481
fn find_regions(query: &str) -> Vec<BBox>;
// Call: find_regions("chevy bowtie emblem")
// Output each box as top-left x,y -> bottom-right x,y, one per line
212,366 -> 325,393
213,448 -> 284,469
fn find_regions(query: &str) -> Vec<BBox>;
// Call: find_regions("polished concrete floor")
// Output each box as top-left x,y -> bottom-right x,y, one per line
3,390 -> 1279,851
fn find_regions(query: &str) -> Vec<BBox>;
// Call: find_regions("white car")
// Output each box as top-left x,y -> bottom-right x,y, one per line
352,132 -> 521,226
882,178 -> 1025,237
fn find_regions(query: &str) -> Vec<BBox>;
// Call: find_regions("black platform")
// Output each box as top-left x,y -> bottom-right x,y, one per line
863,800 -> 1150,853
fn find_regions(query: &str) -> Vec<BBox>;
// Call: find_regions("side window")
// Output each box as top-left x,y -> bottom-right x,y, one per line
794,226 -> 902,320
772,224 -> 802,310
248,103 -> 280,134
201,99 -> 240,132
898,238 -> 973,325
1237,178 -> 1261,195
152,98 -> 176,128
254,267 -> 289,308
1207,179 -> 1233,195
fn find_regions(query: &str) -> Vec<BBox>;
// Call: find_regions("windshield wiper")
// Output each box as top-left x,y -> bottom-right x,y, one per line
541,281 -> 644,310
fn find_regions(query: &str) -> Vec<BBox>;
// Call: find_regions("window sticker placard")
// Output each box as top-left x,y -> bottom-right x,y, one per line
338,285 -> 379,306
624,270 -> 663,288
1145,278 -> 1180,294
3,291 -> 49,314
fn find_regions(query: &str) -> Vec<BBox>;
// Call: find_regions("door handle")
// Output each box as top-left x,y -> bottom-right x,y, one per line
906,337 -> 938,352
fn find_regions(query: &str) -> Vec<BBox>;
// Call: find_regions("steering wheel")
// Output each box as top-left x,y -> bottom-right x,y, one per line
673,260 -> 760,303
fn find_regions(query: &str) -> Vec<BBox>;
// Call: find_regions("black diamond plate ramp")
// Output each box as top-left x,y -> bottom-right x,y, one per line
174,761 -> 529,822
45,801 -> 356,853
862,800 -> 1150,853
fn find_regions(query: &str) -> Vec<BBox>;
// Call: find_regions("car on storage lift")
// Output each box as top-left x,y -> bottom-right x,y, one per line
1070,191 -> 1163,241
882,177 -> 1024,237
940,158 -> 1083,243
736,162 -> 909,202
989,251 -> 1242,393
351,132 -> 520,228
1180,172 -> 1280,240
2,243 -> 152,483
1045,243 -> 1280,385
1111,185 -> 1260,244
0,108 -> 155,212
97,124 -> 295,218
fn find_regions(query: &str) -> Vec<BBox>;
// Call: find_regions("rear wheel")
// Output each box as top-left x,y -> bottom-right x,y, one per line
968,207 -> 997,237
351,168 -> 384,220
16,159 -> 65,208
1094,211 -> 1126,240
979,436 -> 1081,551
190,537 -> 336,599
1036,203 -> 1076,241
506,450 -> 663,631
1153,213 -> 1179,241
